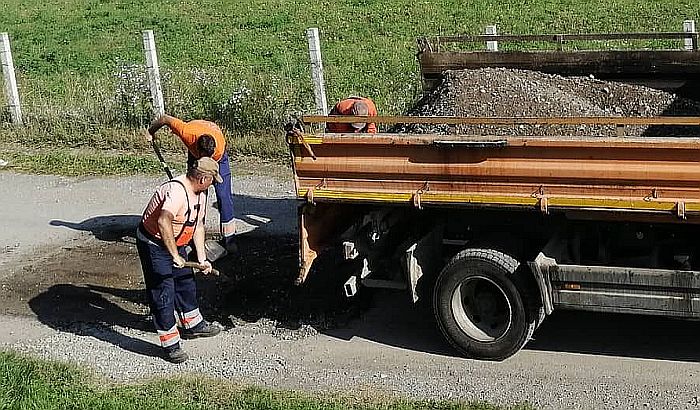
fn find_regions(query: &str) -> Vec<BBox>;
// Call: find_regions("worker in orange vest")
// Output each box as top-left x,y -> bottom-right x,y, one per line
326,97 -> 378,133
136,157 -> 223,363
146,115 -> 237,254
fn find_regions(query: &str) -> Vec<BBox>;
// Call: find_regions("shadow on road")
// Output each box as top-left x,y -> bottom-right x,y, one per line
28,284 -> 162,359
22,195 -> 700,363
50,215 -> 140,242
47,193 -> 298,240
526,310 -> 700,362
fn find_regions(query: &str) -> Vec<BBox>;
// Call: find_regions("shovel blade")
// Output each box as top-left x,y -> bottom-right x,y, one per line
205,240 -> 227,262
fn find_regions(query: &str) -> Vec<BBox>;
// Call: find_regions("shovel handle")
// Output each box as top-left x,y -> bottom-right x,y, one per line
151,139 -> 173,180
183,261 -> 220,276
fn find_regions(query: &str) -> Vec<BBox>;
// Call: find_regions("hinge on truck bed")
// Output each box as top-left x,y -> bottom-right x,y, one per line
539,196 -> 549,214
534,186 -> 549,214
644,188 -> 658,201
412,182 -> 430,210
305,179 -> 328,204
677,201 -> 686,220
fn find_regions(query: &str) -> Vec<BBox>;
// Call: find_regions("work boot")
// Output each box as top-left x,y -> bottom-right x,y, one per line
163,344 -> 188,364
181,321 -> 222,339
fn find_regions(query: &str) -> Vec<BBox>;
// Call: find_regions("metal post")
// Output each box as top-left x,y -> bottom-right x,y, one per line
1,33 -> 22,125
306,28 -> 328,116
142,30 -> 165,118
683,20 -> 696,51
485,25 -> 498,52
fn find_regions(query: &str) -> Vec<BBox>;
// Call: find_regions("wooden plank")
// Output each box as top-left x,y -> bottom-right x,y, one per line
418,50 -> 700,77
428,32 -> 700,45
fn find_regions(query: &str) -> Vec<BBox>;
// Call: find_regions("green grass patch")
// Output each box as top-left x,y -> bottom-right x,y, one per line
0,0 -> 699,164
0,351 -> 533,410
0,147 -> 165,175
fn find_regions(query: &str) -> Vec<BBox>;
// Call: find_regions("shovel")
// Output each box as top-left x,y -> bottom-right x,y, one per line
150,139 -> 173,180
204,239 -> 228,262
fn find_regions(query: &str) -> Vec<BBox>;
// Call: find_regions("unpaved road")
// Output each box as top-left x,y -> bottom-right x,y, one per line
2,164 -> 700,410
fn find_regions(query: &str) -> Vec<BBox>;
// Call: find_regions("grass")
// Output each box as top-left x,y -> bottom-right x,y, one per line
0,351 -> 534,410
0,0 -> 699,172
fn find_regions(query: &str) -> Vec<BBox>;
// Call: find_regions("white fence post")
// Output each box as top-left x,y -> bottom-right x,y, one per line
683,20 -> 696,51
306,27 -> 328,116
1,33 -> 22,125
485,25 -> 498,51
142,30 -> 165,118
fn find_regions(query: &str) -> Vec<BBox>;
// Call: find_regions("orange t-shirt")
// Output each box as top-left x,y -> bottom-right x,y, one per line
326,97 -> 378,133
141,176 -> 207,242
169,118 -> 226,161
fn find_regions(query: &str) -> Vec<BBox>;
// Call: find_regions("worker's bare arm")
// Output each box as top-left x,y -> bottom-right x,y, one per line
146,114 -> 178,141
157,209 -> 185,267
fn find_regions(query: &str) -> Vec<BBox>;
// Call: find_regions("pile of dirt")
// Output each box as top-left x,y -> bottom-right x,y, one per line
395,68 -> 700,137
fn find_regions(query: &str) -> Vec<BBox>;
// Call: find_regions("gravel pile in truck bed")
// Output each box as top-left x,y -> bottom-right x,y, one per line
394,68 -> 700,137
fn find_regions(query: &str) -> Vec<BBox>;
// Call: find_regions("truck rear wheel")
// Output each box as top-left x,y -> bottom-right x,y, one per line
433,248 -> 536,360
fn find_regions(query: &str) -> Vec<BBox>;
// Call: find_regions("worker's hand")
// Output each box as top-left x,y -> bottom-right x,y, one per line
172,254 -> 186,268
198,260 -> 213,275
144,129 -> 154,143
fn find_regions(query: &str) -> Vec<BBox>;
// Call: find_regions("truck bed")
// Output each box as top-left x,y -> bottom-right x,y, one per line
289,116 -> 700,223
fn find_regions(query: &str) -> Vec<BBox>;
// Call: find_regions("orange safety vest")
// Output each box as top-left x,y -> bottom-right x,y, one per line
141,180 -> 205,247
170,180 -> 203,246
170,118 -> 226,161
327,97 -> 378,133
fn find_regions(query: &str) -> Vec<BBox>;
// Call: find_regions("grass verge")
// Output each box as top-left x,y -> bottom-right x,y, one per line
0,351 -> 533,410
1,0 -> 698,163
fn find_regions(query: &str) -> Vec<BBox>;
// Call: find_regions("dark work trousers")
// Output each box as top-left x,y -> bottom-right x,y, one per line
136,229 -> 200,347
188,151 -> 235,238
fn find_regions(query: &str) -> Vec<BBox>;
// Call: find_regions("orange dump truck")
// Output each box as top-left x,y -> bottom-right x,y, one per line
287,30 -> 700,360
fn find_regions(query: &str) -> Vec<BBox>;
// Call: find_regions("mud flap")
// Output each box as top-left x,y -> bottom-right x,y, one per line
402,226 -> 442,303
296,203 -> 358,285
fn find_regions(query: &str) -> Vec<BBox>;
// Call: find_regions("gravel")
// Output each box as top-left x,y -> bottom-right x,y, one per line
394,68 -> 700,137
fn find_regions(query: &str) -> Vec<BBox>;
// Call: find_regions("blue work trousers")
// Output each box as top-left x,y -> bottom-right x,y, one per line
136,228 -> 199,336
188,151 -> 234,237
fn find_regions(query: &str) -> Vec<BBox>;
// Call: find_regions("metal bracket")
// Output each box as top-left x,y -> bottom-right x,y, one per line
533,186 -> 548,214
644,188 -> 658,202
539,196 -> 549,214
677,201 -> 686,220
412,182 -> 430,210
343,241 -> 359,260
306,179 -> 327,205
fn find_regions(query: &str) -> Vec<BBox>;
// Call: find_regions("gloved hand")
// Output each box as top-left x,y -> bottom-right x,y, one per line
172,254 -> 186,268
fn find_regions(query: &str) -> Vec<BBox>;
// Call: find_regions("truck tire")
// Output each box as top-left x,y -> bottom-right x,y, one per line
433,248 -> 536,360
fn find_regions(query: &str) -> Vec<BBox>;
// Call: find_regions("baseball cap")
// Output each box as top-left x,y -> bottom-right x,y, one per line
195,157 -> 223,183
351,101 -> 369,129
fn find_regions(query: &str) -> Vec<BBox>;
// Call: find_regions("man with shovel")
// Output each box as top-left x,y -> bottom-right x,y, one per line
146,115 -> 237,256
136,157 -> 223,363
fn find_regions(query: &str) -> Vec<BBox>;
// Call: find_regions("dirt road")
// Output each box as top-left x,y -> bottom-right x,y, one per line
2,165 -> 700,410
